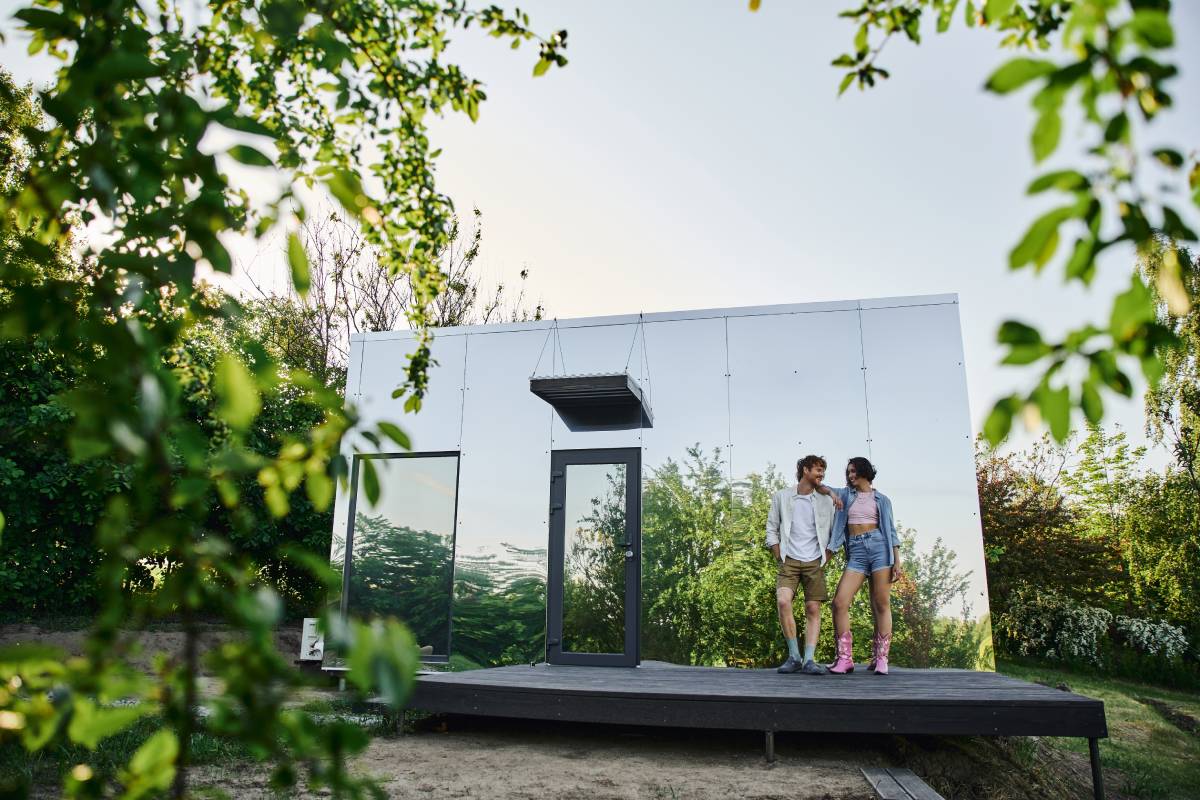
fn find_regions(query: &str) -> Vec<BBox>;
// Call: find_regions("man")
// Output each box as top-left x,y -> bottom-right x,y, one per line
765,455 -> 836,675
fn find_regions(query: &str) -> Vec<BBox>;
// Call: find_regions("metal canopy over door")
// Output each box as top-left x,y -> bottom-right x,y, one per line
547,448 -> 641,666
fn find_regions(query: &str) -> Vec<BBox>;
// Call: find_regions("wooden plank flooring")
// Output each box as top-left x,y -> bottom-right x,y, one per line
862,767 -> 945,800
408,662 -> 1108,739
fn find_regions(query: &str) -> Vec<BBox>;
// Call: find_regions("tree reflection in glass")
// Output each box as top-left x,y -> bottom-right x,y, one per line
346,455 -> 458,657
562,463 -> 627,654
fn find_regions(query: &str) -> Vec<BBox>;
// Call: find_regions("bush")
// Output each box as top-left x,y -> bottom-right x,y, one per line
994,584 -> 1200,688
1114,616 -> 1188,660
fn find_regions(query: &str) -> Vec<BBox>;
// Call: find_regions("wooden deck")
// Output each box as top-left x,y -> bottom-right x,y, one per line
409,661 -> 1107,739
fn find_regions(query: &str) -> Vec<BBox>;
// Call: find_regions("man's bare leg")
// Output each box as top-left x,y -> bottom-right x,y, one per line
776,586 -> 802,667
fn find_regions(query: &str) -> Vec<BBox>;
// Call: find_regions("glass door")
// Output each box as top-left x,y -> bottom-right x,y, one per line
547,448 -> 640,666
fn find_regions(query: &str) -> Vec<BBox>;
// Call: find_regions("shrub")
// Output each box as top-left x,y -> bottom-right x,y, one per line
995,585 -> 1111,667
1114,616 -> 1188,660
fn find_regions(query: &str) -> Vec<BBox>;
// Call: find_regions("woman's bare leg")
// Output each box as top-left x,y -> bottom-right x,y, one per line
831,570 -> 867,636
869,568 -> 893,638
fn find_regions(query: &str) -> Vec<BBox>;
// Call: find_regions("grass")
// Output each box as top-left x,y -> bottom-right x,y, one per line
0,716 -> 251,796
998,658 -> 1200,800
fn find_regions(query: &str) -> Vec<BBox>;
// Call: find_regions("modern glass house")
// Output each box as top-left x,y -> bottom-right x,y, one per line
327,295 -> 991,669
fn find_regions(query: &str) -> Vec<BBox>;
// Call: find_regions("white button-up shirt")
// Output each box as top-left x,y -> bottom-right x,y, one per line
766,486 -> 834,565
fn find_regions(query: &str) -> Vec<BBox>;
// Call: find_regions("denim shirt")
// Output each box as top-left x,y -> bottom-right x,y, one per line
827,487 -> 900,567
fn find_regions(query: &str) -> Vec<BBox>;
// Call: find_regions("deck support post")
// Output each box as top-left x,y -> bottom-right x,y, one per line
764,731 -> 775,763
1088,738 -> 1104,800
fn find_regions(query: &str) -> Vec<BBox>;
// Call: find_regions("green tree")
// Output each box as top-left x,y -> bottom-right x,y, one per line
0,2 -> 566,797
976,437 -> 1127,611
1122,471 -> 1200,638
1142,241 -> 1200,501
562,470 -> 628,654
767,0 -> 1195,443
640,447 -> 736,665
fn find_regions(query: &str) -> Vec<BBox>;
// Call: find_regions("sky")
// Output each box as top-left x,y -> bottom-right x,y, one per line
4,1 -> 1199,460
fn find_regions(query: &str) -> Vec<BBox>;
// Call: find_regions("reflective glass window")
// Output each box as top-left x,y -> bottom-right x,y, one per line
455,329 -> 553,667
561,462 -> 628,654
345,453 -> 459,660
859,301 -> 991,632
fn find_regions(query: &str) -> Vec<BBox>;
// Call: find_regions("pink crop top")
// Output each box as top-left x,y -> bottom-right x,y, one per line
847,491 -> 879,526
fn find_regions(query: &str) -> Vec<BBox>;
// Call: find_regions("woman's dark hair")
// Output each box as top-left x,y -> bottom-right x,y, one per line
846,456 -> 877,483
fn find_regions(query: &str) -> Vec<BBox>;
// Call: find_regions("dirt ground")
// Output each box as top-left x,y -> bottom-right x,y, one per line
186,714 -> 1110,800
3,625 -> 1114,800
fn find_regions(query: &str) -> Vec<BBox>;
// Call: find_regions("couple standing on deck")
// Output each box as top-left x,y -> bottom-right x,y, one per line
765,455 -> 901,676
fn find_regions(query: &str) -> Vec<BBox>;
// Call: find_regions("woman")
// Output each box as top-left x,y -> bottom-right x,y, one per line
825,457 -> 901,675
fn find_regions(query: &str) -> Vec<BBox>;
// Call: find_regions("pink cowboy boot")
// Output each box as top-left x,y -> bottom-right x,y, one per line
828,631 -> 854,674
873,633 -> 892,676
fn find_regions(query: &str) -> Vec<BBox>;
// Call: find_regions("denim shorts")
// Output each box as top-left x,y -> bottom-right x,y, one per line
845,529 -> 890,575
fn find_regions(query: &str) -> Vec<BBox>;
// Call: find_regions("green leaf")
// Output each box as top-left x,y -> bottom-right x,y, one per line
360,457 -> 380,506
937,0 -> 959,32
1151,148 -> 1183,169
227,145 -> 273,168
326,170 -> 366,218
305,469 -> 334,510
1103,112 -> 1129,144
287,233 -> 310,297
345,619 -> 418,708
984,57 -> 1055,93
68,699 -> 152,749
1031,108 -> 1061,162
837,72 -> 855,96
1064,236 -> 1097,283
1037,383 -> 1071,442
983,396 -> 1019,445
13,8 -> 75,34
264,485 -> 288,517
123,729 -> 178,797
214,354 -> 261,432
854,24 -> 869,56
1027,170 -> 1087,195
1009,205 -> 1078,270
1126,10 -> 1173,49
1140,354 -> 1165,386
984,0 -> 1016,22
1089,350 -> 1133,397
1081,381 -> 1103,424
1001,345 -> 1050,365
377,422 -> 411,450
996,320 -> 1043,346
532,58 -> 551,77
1109,274 -> 1155,343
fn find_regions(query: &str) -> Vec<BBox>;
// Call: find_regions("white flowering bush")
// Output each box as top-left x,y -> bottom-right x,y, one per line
1115,616 -> 1189,660
1056,604 -> 1113,665
995,585 -> 1064,659
996,587 -> 1109,667
997,585 -> 1198,673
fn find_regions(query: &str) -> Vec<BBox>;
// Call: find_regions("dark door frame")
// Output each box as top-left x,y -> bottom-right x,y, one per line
546,447 -> 641,667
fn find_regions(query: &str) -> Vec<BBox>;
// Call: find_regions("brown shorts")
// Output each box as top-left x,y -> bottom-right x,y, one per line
776,557 -> 828,603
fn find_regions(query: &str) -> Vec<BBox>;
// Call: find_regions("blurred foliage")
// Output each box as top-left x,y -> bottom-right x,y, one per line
0,0 -> 566,794
757,0 -> 1198,443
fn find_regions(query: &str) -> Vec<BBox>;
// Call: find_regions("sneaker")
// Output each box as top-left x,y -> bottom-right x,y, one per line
800,659 -> 827,675
776,656 -> 802,674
